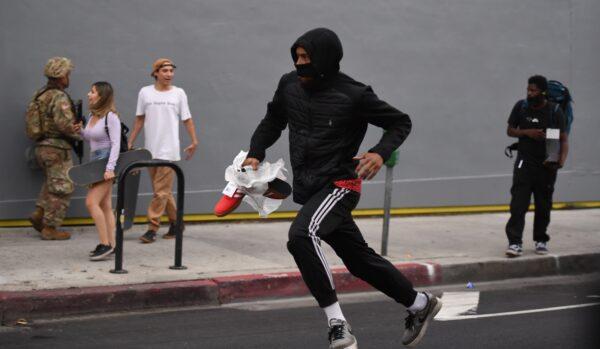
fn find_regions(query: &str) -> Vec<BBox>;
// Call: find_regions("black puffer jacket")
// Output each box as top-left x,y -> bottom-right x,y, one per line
248,28 -> 412,204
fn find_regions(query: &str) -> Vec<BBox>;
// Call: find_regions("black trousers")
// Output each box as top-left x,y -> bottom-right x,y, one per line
505,158 -> 558,245
287,184 -> 417,308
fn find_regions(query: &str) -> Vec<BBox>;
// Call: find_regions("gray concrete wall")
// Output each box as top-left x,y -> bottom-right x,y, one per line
1,0 -> 599,219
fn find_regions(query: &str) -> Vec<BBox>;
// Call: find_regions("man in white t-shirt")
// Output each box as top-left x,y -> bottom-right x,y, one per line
128,58 -> 198,243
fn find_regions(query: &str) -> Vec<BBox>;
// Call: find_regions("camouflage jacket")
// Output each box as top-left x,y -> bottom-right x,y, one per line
33,88 -> 81,149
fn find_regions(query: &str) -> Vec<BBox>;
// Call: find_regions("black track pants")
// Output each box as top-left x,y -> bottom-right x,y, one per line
505,158 -> 558,245
287,185 -> 417,308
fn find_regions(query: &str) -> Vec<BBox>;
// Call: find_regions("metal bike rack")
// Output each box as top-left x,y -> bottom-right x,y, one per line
110,160 -> 186,274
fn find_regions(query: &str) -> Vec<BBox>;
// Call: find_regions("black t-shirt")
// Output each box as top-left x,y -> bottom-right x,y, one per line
507,100 -> 566,165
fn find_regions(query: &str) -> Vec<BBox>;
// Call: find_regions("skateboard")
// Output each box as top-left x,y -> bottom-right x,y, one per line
121,169 -> 141,230
69,149 -> 152,230
68,149 -> 152,186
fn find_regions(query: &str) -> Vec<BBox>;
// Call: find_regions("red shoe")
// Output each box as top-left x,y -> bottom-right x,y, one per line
262,178 -> 292,200
214,186 -> 246,217
214,178 -> 291,217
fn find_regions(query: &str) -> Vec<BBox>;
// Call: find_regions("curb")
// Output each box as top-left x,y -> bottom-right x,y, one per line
1,254 -> 598,323
0,279 -> 218,324
215,262 -> 442,304
439,252 -> 600,285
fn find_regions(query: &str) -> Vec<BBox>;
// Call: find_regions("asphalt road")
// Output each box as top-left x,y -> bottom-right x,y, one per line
1,275 -> 599,349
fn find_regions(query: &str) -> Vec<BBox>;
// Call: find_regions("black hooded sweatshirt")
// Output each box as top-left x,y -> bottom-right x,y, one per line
248,28 -> 412,204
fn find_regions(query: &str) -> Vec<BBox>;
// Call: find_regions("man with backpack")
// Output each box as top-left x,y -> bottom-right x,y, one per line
505,75 -> 570,257
26,57 -> 82,240
128,58 -> 199,243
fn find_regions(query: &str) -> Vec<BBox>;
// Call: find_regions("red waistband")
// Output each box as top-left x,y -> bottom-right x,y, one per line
333,179 -> 362,193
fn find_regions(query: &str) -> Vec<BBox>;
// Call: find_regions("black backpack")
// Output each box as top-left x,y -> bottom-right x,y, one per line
104,113 -> 130,153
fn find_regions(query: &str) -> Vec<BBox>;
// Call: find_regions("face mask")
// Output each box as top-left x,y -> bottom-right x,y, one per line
526,94 -> 545,106
295,63 -> 317,78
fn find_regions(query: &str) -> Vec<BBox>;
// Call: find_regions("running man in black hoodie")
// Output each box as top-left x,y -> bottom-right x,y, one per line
242,28 -> 441,348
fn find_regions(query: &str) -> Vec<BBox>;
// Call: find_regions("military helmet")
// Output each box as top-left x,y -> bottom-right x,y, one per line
44,57 -> 73,78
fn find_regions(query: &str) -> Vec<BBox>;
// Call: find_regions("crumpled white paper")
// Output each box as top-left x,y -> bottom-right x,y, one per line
224,150 -> 289,217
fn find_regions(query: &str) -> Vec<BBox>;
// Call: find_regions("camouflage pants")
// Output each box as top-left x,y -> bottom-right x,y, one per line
35,146 -> 74,228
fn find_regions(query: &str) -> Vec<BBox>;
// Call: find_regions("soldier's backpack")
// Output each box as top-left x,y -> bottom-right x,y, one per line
104,113 -> 130,153
25,87 -> 55,140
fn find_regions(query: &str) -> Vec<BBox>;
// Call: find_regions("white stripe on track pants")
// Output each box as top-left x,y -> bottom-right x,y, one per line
286,184 -> 418,308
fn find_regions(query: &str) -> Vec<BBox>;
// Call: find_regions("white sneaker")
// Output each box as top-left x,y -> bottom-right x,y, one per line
505,244 -> 523,257
535,242 -> 549,255
328,319 -> 358,349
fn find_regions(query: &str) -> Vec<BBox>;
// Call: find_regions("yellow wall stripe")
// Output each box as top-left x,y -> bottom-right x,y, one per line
2,200 -> 599,228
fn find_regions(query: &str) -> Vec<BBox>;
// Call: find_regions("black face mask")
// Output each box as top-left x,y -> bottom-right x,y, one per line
527,94 -> 545,106
295,63 -> 318,78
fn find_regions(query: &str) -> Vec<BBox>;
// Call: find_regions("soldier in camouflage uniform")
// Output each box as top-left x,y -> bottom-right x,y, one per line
28,57 -> 81,240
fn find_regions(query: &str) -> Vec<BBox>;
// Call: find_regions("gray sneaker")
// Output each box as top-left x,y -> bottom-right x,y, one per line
505,244 -> 523,257
328,319 -> 357,349
402,292 -> 442,347
139,230 -> 157,243
535,241 -> 549,255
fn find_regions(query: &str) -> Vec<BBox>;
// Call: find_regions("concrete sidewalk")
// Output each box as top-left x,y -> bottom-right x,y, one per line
1,209 -> 599,321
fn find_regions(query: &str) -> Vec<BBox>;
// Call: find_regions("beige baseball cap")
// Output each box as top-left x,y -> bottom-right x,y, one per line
151,58 -> 176,77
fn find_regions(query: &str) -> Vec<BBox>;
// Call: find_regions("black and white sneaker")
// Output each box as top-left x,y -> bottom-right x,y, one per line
89,244 -> 103,256
139,230 -> 157,243
505,244 -> 523,257
328,319 -> 357,349
89,244 -> 113,261
535,241 -> 549,255
402,292 -> 442,347
162,223 -> 185,239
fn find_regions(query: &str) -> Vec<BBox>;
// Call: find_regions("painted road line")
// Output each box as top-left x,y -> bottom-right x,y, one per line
435,292 -> 480,321
436,293 -> 600,321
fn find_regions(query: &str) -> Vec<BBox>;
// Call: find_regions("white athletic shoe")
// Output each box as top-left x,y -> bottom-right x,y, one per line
328,319 -> 358,349
505,244 -> 523,257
